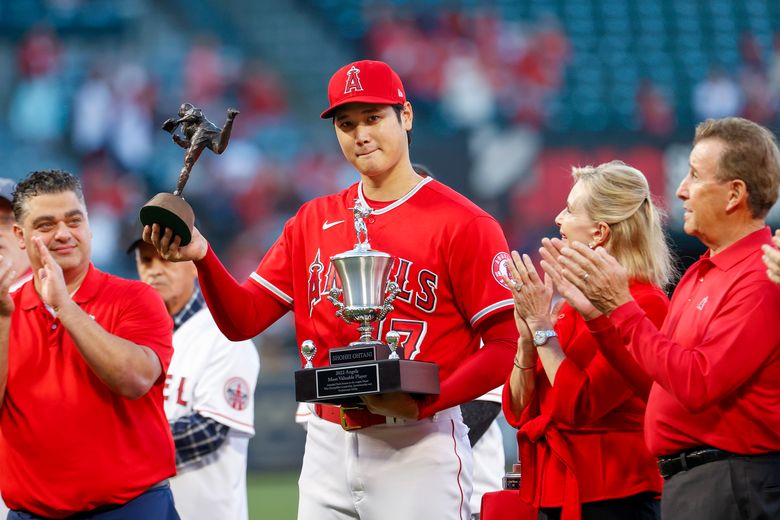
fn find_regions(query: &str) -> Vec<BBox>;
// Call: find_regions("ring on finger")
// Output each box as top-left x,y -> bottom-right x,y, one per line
582,272 -> 589,281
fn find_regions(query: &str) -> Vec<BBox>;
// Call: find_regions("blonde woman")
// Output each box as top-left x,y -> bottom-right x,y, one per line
503,161 -> 674,520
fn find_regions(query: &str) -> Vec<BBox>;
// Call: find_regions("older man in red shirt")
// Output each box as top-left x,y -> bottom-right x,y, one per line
551,117 -> 780,520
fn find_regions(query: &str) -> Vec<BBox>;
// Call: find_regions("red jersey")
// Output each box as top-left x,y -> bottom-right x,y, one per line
606,227 -> 780,456
504,282 -> 667,516
0,265 -> 176,518
251,177 -> 514,381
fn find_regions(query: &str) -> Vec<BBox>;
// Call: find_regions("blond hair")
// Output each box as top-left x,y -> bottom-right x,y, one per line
572,160 -> 676,288
694,117 -> 780,218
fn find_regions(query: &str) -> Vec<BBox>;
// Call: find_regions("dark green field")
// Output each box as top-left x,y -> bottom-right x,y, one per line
247,472 -> 299,519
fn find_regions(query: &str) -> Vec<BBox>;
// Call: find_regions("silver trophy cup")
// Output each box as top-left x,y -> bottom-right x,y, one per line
294,198 -> 439,405
324,198 -> 400,343
328,250 -> 399,343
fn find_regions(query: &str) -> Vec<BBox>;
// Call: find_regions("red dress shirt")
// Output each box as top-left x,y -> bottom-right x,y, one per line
601,227 -> 780,456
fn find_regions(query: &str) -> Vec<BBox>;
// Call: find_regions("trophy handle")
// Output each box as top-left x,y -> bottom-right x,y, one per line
377,281 -> 400,321
301,340 -> 317,369
386,331 -> 401,360
328,287 -> 352,324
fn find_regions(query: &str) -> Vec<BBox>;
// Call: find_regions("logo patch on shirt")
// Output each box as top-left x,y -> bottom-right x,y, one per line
696,296 -> 709,311
322,220 -> 344,230
224,377 -> 250,411
492,252 -> 512,289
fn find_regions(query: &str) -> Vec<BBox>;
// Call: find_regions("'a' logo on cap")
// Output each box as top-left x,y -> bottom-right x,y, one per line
344,66 -> 364,94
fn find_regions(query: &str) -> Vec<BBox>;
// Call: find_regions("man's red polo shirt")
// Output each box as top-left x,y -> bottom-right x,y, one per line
0,264 -> 176,518
606,227 -> 780,456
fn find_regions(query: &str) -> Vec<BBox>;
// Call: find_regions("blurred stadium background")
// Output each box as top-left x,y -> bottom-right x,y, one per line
2,0 -> 780,517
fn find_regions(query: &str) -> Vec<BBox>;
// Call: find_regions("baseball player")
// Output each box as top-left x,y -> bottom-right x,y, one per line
293,392 -> 505,520
131,238 -> 259,520
0,178 -> 32,519
146,59 -> 517,519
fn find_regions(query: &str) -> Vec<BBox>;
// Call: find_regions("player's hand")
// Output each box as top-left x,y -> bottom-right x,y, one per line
360,392 -> 420,420
143,223 -> 208,263
0,255 -> 17,317
539,238 -> 600,320
557,241 -> 632,316
761,229 -> 780,285
33,237 -> 72,312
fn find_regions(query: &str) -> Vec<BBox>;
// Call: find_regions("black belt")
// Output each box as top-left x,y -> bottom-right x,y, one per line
657,448 -> 735,480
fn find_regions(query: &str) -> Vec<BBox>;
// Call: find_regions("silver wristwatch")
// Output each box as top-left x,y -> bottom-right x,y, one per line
532,329 -> 557,346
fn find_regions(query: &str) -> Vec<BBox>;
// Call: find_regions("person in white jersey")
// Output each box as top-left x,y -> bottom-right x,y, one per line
131,238 -> 259,520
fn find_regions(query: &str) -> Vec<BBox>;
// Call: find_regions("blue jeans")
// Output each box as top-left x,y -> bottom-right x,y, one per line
7,483 -> 180,520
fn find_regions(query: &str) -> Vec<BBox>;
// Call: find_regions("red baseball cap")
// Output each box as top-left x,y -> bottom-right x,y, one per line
320,60 -> 407,119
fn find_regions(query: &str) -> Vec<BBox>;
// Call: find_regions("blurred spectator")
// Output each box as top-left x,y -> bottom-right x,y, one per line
16,25 -> 61,79
636,80 -> 676,136
363,10 -> 569,130
80,155 -> 145,264
767,34 -> 780,108
440,47 -> 496,128
183,34 -> 231,108
110,63 -> 157,171
238,60 -> 289,122
72,64 -> 113,154
739,34 -> 776,125
693,67 -> 743,121
8,26 -> 66,142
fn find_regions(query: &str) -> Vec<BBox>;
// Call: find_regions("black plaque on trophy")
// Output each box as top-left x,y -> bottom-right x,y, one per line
293,200 -> 440,405
328,341 -> 405,365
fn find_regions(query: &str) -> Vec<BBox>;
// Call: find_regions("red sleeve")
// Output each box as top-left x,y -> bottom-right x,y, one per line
546,286 -> 669,427
253,216 -> 295,304
610,279 -> 780,413
195,245 -> 289,341
417,309 -> 516,418
448,216 -> 514,325
585,288 -> 668,399
113,281 -> 174,381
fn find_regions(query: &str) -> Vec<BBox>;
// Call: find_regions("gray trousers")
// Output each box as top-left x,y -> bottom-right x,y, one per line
662,453 -> 780,520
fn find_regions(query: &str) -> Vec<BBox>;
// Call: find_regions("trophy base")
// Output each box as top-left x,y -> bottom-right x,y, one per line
140,193 -> 194,247
294,359 -> 440,405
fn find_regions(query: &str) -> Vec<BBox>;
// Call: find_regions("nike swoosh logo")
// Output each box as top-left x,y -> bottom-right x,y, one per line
322,220 -> 344,230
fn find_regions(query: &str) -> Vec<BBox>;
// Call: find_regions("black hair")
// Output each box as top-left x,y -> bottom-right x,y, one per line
13,169 -> 85,223
391,104 -> 413,146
